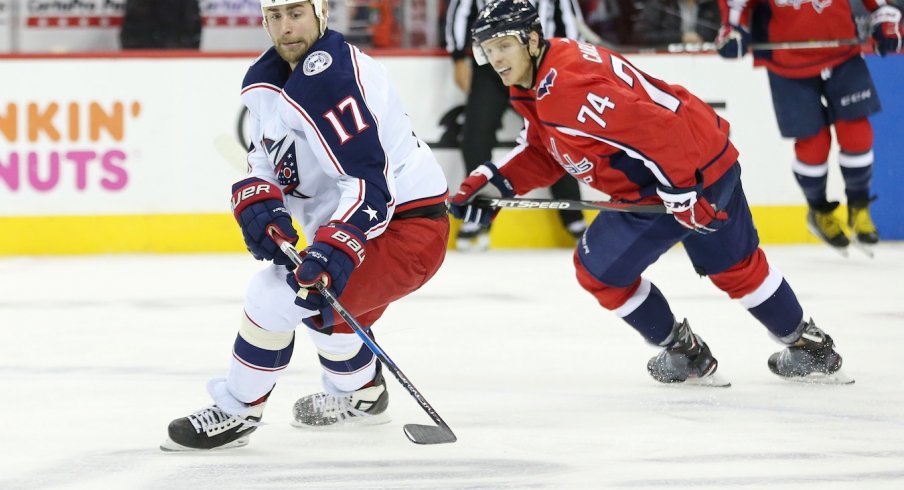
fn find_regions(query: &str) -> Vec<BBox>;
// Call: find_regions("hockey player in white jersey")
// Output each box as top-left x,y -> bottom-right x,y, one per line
161,0 -> 449,451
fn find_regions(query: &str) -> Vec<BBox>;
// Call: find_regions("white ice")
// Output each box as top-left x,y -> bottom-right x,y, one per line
1,244 -> 903,489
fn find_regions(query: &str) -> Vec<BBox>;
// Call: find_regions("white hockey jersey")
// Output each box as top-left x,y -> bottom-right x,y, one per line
240,29 -> 448,241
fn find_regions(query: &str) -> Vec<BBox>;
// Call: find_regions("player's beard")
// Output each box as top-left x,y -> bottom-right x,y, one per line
276,40 -> 310,66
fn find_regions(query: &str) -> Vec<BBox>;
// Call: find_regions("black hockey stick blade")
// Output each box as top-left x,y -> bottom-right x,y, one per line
476,197 -> 667,214
403,423 -> 458,445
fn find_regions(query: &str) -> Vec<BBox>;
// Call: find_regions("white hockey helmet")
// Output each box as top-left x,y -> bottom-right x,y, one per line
260,0 -> 328,36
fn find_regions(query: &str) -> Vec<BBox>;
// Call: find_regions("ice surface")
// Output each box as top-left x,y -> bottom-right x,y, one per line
1,244 -> 903,489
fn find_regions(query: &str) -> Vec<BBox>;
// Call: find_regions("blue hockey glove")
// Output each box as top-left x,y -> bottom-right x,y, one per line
871,5 -> 903,57
231,177 -> 298,266
656,171 -> 728,234
286,221 -> 366,311
449,162 -> 515,227
716,24 -> 750,60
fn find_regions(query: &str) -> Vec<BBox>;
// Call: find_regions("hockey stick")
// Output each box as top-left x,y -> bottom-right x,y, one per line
268,227 -> 457,445
475,197 -> 667,214
624,38 -> 862,54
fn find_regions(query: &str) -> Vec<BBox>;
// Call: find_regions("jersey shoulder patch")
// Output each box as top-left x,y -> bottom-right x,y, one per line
283,31 -> 358,108
302,51 -> 333,76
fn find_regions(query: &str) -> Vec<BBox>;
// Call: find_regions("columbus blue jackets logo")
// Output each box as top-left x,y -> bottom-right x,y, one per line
303,51 -> 332,76
537,69 -> 557,100
263,135 -> 301,194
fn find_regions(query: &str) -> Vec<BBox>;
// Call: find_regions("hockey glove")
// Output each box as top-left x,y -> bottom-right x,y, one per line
449,162 -> 515,227
656,171 -> 728,234
231,177 -> 298,266
286,221 -> 366,311
870,5 -> 904,57
716,24 -> 750,60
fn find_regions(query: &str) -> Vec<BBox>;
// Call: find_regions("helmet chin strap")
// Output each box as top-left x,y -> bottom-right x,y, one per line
520,40 -> 548,90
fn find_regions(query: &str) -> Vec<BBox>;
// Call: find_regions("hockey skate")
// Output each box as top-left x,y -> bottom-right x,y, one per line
647,319 -> 730,387
567,220 -> 587,244
768,319 -> 853,384
161,379 -> 267,451
806,203 -> 850,256
292,362 -> 390,428
455,222 -> 490,252
160,403 -> 264,451
848,201 -> 879,258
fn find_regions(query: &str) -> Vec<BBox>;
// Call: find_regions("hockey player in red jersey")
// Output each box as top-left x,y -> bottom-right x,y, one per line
452,0 -> 853,387
716,0 -> 904,255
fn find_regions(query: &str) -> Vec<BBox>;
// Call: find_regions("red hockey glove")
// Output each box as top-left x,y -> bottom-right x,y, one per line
449,162 -> 515,227
871,5 -> 904,57
656,172 -> 728,234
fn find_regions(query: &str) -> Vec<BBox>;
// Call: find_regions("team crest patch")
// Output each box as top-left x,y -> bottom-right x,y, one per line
537,68 -> 557,100
303,51 -> 332,76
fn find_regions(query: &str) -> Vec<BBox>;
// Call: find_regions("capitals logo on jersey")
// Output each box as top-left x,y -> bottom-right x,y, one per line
537,69 -> 557,100
774,0 -> 832,13
262,135 -> 301,195
549,138 -> 593,182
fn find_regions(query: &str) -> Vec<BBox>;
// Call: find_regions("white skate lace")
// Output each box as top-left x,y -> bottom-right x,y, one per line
187,406 -> 261,434
312,392 -> 370,421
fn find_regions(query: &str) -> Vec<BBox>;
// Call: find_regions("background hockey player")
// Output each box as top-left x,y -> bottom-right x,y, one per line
161,0 -> 450,451
446,0 -> 589,251
452,0 -> 851,387
716,0 -> 904,255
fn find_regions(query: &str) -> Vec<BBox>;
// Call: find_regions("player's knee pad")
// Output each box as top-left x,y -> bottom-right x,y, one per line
574,256 -> 641,310
793,127 -> 832,165
234,313 -> 296,371
708,248 -> 770,299
835,118 -> 873,154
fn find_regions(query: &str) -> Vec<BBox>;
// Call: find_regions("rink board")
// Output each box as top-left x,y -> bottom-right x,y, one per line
1,52 -> 901,254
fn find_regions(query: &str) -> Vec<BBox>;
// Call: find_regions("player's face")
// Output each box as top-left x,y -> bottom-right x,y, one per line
480,35 -> 532,87
264,2 -> 321,68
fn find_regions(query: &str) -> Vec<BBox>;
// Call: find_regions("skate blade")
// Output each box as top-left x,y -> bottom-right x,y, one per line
781,369 -> 855,385
851,238 -> 876,258
290,411 -> 391,429
806,224 -> 849,257
683,372 -> 732,388
159,436 -> 250,452
455,235 -> 490,253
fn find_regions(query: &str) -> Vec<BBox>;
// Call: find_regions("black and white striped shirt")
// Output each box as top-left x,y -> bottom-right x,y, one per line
445,0 -> 586,60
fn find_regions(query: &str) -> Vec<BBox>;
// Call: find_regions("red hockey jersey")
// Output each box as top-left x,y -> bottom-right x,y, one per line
718,0 -> 881,78
497,38 -> 739,204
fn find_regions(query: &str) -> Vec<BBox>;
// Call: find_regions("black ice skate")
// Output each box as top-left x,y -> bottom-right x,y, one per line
292,362 -> 390,427
160,402 -> 264,451
455,222 -> 490,252
848,200 -> 879,258
768,319 -> 853,384
806,202 -> 850,256
647,319 -> 730,387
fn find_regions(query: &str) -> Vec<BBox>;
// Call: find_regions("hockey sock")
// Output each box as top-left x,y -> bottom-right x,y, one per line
836,119 -> 874,204
839,150 -> 873,204
308,329 -> 378,392
615,279 -> 676,345
792,128 -> 831,207
738,268 -> 804,339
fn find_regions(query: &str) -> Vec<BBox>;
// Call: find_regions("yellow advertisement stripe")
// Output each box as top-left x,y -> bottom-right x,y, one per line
0,205 -> 822,255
